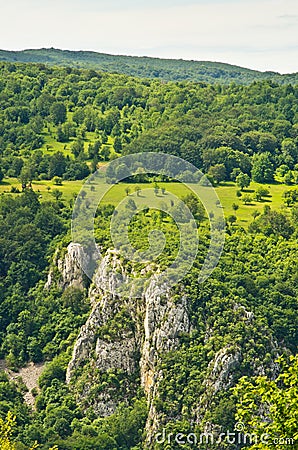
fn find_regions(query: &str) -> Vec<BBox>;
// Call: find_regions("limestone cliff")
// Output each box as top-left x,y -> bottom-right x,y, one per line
47,242 -> 279,447
57,244 -> 191,440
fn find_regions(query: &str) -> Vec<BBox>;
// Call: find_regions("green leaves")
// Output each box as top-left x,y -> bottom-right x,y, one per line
234,356 -> 298,449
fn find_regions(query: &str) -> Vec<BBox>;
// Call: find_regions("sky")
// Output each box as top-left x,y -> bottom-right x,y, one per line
1,0 -> 298,74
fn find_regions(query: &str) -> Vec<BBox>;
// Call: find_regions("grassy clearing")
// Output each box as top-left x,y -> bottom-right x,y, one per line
0,178 -> 84,202
216,181 -> 297,225
38,119 -> 115,159
94,181 -> 297,226
1,177 -> 296,226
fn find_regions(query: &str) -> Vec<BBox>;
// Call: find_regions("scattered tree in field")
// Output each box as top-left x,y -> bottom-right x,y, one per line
230,167 -> 241,181
232,203 -> 239,212
80,190 -> 87,200
252,210 -> 261,220
284,171 -> 294,185
236,172 -> 251,190
227,215 -> 237,224
242,194 -> 252,205
53,176 -> 63,186
51,189 -> 63,201
126,198 -> 137,210
254,187 -> 269,202
283,189 -> 298,207
19,165 -> 34,190
125,186 -> 131,196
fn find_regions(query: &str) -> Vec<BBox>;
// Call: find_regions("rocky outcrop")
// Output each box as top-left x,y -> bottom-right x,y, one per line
64,251 -> 190,439
48,243 -> 279,447
45,243 -> 89,290
205,346 -> 242,394
44,244 -> 189,442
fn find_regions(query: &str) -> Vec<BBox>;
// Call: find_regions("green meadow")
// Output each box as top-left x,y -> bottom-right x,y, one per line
1,176 -> 296,226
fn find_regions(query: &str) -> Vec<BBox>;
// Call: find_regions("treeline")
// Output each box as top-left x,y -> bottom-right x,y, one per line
1,48 -> 298,85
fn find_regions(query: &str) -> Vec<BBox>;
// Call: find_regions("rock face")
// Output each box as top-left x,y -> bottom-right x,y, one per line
63,245 -> 191,439
45,243 -> 89,290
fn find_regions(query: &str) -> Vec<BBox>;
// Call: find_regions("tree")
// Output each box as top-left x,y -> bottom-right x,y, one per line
281,138 -> 298,166
0,411 -> 57,450
242,194 -> 252,205
236,172 -> 250,191
34,205 -> 65,237
56,125 -> 68,142
0,411 -> 16,450
100,145 -> 111,161
80,190 -> 87,200
284,171 -> 293,185
64,161 -> 90,180
114,136 -> 122,153
88,140 -> 102,159
126,198 -> 137,210
252,153 -> 274,183
51,189 -> 63,201
251,210 -> 260,220
282,189 -> 298,207
208,164 -> 226,185
254,187 -> 269,202
232,203 -> 239,212
227,215 -> 237,224
53,176 -> 63,186
234,355 -> 298,449
71,139 -> 84,157
125,186 -> 130,196
50,102 -> 67,125
19,165 -> 34,190
181,193 -> 205,222
249,208 -> 294,238
48,152 -> 67,178
230,167 -> 242,182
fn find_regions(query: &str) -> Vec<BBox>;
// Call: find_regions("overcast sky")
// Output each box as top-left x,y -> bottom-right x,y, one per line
1,0 -> 297,73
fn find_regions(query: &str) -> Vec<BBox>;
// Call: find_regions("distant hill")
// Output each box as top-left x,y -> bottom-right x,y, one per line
0,48 -> 297,85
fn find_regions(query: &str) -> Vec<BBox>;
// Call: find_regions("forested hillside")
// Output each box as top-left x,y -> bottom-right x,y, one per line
1,61 -> 298,187
1,48 -> 298,85
0,61 -> 297,449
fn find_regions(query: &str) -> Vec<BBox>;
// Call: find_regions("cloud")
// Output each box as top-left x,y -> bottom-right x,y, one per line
0,0 -> 297,73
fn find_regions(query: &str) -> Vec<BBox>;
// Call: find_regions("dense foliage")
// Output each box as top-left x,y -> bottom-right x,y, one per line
0,191 -> 91,369
234,355 -> 298,449
0,62 -> 298,192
